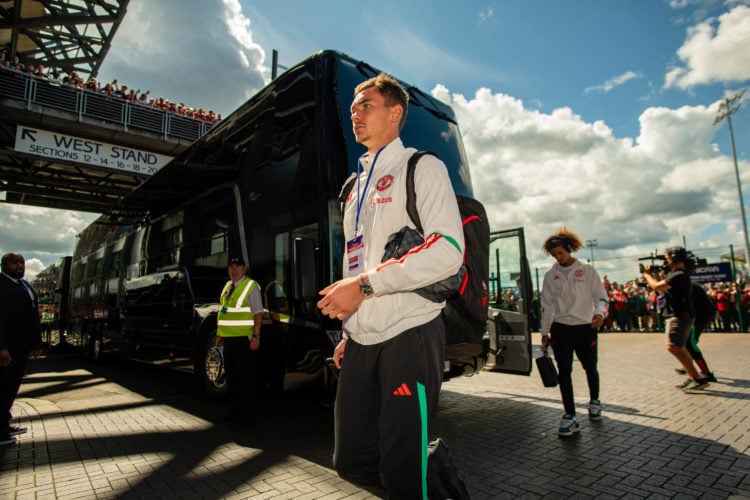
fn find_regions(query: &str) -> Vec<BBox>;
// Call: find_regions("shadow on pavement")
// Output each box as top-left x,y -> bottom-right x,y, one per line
436,387 -> 750,499
4,352 -> 749,498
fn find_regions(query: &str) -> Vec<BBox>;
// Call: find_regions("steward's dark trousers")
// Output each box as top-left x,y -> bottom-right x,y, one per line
222,337 -> 257,419
550,322 -> 599,416
0,350 -> 29,429
333,316 -> 445,499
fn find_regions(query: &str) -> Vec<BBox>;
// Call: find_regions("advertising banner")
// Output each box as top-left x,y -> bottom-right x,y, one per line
691,262 -> 733,283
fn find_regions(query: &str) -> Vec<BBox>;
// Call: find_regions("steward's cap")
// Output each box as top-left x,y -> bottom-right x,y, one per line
228,257 -> 245,266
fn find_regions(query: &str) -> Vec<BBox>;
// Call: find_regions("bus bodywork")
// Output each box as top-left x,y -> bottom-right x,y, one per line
66,50 -> 532,397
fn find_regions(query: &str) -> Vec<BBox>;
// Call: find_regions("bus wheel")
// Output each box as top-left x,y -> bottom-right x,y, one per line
197,328 -> 228,399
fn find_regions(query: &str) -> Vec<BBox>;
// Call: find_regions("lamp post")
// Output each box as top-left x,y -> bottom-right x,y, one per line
714,89 -> 748,271
585,238 -> 598,268
271,49 -> 288,80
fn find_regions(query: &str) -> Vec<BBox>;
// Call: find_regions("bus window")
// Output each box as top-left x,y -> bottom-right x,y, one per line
486,228 -> 532,375
489,235 -> 523,312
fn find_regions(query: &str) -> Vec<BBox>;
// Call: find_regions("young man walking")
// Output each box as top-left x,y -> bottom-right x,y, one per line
318,73 -> 464,498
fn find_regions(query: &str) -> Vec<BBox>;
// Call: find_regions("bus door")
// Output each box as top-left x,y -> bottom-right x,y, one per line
486,227 -> 532,375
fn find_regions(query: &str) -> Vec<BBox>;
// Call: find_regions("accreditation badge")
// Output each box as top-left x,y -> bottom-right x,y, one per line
347,235 -> 365,273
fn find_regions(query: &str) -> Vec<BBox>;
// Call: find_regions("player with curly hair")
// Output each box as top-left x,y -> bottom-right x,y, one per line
540,228 -> 609,436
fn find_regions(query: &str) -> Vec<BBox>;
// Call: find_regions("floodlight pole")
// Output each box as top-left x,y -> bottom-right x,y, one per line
585,238 -> 598,268
714,89 -> 748,272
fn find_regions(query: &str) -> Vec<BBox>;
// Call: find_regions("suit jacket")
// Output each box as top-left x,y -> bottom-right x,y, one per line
0,273 -> 42,354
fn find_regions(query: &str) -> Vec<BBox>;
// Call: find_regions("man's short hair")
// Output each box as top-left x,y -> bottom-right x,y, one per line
354,72 -> 409,131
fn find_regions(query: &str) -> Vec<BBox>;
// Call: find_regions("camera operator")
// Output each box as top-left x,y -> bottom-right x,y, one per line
640,246 -> 711,392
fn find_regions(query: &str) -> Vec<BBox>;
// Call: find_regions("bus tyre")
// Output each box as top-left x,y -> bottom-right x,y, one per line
197,328 -> 228,399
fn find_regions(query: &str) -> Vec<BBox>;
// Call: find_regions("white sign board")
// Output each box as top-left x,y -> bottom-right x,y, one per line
14,127 -> 172,175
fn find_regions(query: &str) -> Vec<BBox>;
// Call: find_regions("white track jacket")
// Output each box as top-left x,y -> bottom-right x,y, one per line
540,258 -> 609,335
341,138 -> 464,345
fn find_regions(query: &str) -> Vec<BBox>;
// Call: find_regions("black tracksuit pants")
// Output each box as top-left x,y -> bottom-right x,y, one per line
333,316 -> 445,499
550,322 -> 599,416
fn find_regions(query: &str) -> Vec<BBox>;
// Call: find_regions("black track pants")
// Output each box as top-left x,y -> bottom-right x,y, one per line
333,316 -> 445,499
550,322 -> 599,416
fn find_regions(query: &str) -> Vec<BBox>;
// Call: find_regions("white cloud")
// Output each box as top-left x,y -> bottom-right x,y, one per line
584,71 -> 642,94
665,4 -> 750,89
634,103 -> 720,162
433,85 -> 749,280
97,0 -> 269,117
0,205 -> 98,280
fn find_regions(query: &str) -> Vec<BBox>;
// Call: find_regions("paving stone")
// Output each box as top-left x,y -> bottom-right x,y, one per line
2,333 -> 748,498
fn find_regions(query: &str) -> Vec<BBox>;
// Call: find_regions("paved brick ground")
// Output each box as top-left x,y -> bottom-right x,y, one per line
1,333 -> 748,499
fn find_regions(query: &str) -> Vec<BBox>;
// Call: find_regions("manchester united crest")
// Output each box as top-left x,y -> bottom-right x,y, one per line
376,175 -> 394,191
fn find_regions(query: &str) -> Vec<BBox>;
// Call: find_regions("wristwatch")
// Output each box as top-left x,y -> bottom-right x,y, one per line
358,273 -> 374,298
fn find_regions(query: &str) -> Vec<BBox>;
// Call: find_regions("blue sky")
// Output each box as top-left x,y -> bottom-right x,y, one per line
2,0 -> 749,284
243,0 -> 747,147
249,0 -> 687,138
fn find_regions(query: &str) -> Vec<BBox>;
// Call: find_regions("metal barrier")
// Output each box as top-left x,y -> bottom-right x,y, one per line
0,69 -> 213,141
32,81 -> 80,112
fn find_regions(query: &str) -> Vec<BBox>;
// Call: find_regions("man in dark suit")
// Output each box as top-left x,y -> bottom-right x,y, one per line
0,253 -> 43,446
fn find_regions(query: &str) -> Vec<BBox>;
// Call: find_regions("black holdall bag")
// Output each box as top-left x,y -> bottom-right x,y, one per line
536,348 -> 559,388
428,438 -> 471,500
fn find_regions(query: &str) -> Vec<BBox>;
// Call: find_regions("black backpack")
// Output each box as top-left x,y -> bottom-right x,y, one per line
691,281 -> 717,323
338,151 -> 490,345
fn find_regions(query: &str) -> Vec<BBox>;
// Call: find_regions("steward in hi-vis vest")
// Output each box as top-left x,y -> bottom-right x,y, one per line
218,277 -> 261,337
212,257 -> 263,429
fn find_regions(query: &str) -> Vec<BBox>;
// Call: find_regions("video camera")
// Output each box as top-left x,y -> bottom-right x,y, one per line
638,255 -> 667,276
638,249 -> 707,275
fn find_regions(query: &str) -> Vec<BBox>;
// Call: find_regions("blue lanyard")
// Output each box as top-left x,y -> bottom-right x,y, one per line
355,147 -> 384,234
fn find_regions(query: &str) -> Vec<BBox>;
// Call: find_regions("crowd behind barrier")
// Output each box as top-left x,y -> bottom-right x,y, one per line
494,275 -> 749,334
0,51 -> 221,124
598,275 -> 748,333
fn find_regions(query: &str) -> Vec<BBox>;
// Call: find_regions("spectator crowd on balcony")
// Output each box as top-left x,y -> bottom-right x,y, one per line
1,51 -> 221,124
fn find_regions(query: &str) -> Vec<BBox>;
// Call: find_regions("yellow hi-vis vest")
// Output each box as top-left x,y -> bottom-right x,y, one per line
217,277 -> 259,337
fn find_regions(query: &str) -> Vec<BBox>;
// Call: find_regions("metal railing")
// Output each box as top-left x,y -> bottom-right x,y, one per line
0,69 -> 214,141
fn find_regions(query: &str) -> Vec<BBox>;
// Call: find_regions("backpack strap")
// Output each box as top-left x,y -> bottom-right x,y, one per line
406,151 -> 438,235
340,151 -> 439,225
337,172 -> 358,213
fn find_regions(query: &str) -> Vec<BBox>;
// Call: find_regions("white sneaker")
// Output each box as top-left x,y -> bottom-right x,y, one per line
588,400 -> 603,421
558,414 -> 581,436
